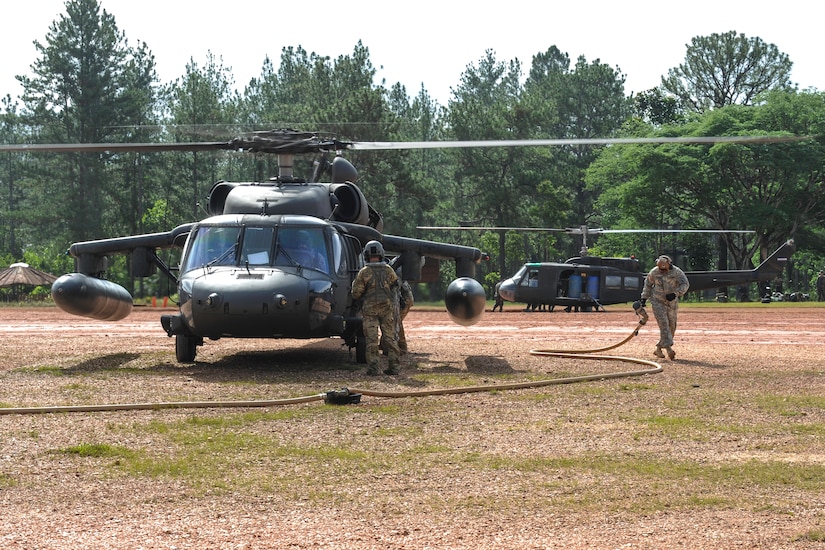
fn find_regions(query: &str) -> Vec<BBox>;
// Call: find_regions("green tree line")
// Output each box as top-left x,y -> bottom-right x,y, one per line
2,0 -> 825,301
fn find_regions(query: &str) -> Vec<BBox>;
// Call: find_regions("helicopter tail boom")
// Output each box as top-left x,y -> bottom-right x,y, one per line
686,240 -> 795,293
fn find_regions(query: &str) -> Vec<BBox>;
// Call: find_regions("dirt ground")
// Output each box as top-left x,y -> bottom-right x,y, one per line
1,304 -> 824,548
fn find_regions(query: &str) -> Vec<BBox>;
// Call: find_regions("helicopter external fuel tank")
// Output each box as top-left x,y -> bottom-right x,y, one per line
51,272 -> 133,321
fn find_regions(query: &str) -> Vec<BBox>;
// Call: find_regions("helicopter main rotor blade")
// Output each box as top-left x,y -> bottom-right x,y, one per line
418,226 -> 756,234
0,129 -> 351,154
350,135 -> 813,150
0,133 -> 351,155
0,142 -> 233,154
2,133 -> 813,155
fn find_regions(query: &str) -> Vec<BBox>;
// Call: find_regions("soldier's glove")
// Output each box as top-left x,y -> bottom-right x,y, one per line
666,293 -> 676,301
632,300 -> 642,311
638,298 -> 646,308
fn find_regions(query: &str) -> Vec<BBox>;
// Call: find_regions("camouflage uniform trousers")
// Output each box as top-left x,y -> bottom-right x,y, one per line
364,303 -> 400,372
650,298 -> 679,348
396,302 -> 411,352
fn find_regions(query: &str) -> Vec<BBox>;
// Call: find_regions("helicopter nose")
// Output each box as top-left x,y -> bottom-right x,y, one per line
498,279 -> 517,302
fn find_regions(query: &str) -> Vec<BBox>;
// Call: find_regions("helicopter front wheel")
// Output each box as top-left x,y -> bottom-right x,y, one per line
175,334 -> 200,363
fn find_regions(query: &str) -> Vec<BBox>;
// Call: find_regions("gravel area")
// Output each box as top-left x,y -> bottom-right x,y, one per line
0,304 -> 824,549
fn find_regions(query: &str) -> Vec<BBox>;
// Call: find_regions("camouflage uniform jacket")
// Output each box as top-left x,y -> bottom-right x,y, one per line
399,280 -> 414,312
351,262 -> 399,314
641,265 -> 690,303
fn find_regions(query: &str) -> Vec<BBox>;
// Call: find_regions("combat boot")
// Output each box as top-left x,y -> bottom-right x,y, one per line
653,347 -> 665,359
366,364 -> 380,376
384,361 -> 400,375
666,347 -> 676,360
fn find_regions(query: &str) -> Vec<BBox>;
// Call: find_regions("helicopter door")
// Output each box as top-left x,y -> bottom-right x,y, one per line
518,266 -> 541,303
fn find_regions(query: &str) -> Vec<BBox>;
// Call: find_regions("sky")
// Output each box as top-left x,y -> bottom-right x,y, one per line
1,0 -> 822,108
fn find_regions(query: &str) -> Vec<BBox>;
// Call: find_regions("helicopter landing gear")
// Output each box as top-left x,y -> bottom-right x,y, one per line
175,334 -> 201,363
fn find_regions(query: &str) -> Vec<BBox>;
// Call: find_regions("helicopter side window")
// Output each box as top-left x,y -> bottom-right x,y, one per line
624,276 -> 641,290
330,231 -> 348,276
181,226 -> 241,273
605,275 -> 622,290
240,226 -> 275,266
275,227 -> 331,273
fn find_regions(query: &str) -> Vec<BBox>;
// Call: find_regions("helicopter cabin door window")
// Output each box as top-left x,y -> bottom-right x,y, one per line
181,226 -> 242,273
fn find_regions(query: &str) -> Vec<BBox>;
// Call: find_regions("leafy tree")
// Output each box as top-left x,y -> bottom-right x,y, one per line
105,40 -> 162,240
587,91 -> 825,296
386,84 -> 453,236
17,0 -> 154,245
445,50 -> 535,276
661,31 -> 794,113
163,52 -> 240,223
0,96 -> 26,258
522,48 -> 629,255
633,88 -> 686,126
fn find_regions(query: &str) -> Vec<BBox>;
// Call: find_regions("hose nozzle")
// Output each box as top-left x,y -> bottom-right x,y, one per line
632,301 -> 648,324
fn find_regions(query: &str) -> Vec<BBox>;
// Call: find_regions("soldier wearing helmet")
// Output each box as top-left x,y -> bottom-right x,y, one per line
639,255 -> 689,360
351,240 -> 401,375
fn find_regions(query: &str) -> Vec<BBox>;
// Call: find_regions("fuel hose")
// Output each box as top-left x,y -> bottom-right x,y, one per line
0,308 -> 659,414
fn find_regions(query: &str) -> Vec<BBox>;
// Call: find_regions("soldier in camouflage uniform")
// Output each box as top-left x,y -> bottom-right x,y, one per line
397,279 -> 414,353
351,241 -> 401,375
492,281 -> 504,312
640,255 -> 690,360
381,271 -> 413,355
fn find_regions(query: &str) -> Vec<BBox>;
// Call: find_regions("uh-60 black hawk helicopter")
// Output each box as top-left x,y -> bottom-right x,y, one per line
2,130 -> 494,363
0,130 -> 807,361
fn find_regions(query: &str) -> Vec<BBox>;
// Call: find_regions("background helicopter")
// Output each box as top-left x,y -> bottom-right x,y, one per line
421,225 -> 796,311
0,131 -> 808,362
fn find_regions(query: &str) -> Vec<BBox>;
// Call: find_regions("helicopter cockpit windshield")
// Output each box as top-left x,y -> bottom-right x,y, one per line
181,223 -> 334,275
275,227 -> 330,273
182,226 -> 242,271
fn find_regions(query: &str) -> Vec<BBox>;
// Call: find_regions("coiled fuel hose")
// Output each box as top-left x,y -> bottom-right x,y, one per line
354,306 -> 660,399
0,308 -> 659,415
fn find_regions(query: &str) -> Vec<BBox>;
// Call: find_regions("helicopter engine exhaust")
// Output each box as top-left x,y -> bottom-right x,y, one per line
444,277 -> 486,326
51,273 -> 133,322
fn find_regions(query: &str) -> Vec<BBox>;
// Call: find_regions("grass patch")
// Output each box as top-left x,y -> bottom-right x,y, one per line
57,442 -> 139,459
755,394 -> 825,417
0,472 -> 16,489
15,365 -> 65,375
796,530 -> 825,543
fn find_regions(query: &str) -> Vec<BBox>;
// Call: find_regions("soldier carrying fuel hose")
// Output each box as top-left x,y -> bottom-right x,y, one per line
638,255 -> 689,360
